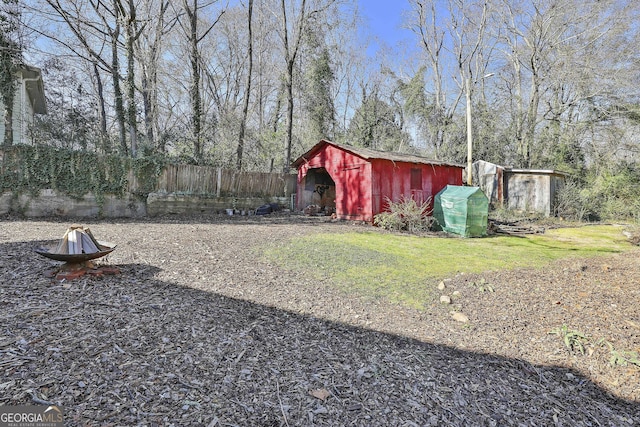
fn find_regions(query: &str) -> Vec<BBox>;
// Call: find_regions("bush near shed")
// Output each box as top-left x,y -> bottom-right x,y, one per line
373,196 -> 435,234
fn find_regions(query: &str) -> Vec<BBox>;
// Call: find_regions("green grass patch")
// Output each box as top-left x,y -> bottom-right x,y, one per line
262,225 -> 634,309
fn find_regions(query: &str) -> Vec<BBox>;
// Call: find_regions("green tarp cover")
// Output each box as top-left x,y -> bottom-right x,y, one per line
433,185 -> 488,237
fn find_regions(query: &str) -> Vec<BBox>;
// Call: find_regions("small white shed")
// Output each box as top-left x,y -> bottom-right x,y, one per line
0,65 -> 47,144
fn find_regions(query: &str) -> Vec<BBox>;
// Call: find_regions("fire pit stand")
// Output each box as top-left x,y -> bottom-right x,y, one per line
34,225 -> 120,281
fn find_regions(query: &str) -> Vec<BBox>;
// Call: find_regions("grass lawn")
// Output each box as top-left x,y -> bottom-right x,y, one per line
263,224 -> 634,309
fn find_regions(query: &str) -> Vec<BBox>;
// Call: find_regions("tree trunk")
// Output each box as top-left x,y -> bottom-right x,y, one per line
523,78 -> 539,168
280,0 -> 307,173
110,12 -> 128,155
236,0 -> 253,170
283,59 -> 294,172
137,0 -> 170,153
93,62 -> 109,152
140,63 -> 154,150
125,0 -> 138,157
184,0 -> 203,164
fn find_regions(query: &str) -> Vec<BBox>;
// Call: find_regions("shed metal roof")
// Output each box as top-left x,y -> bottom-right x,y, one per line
292,140 -> 464,168
505,168 -> 570,177
473,160 -> 570,178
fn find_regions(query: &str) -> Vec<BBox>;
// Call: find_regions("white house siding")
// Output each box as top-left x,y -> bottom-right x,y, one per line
0,67 -> 45,145
0,91 -> 33,145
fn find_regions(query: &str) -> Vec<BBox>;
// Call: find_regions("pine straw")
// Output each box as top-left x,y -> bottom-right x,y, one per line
1,215 -> 638,426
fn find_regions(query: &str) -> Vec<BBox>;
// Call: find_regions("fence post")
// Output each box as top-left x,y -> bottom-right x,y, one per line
216,168 -> 222,198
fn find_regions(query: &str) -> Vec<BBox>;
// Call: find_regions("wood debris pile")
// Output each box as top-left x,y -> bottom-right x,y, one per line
489,220 -> 546,236
53,225 -> 102,255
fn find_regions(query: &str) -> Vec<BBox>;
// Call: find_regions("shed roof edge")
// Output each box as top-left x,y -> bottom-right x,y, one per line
292,140 -> 465,169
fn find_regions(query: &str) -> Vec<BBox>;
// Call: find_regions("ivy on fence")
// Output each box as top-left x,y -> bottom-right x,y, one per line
0,145 -> 165,201
0,145 -> 295,206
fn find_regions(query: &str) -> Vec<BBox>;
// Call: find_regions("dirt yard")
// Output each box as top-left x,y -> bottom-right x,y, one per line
1,214 -> 639,426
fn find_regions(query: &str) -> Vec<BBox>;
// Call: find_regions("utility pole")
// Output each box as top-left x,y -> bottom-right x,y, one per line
465,73 -> 493,186
465,76 -> 473,186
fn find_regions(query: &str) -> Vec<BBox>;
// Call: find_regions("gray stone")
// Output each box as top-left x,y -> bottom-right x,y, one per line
450,311 -> 469,323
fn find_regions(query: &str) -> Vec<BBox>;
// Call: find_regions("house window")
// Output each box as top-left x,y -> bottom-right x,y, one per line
411,168 -> 422,190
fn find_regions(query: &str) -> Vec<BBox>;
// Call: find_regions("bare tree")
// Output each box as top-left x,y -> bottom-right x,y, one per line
176,0 -> 224,164
115,0 -> 146,157
494,0 -> 637,168
499,0 -> 550,167
407,0 -> 464,159
448,0 -> 492,181
39,0 -> 130,154
277,0 -> 335,172
91,61 -> 108,148
326,4 -> 366,138
236,0 -> 252,170
135,0 -> 177,153
279,0 -> 306,172
108,0 -> 128,154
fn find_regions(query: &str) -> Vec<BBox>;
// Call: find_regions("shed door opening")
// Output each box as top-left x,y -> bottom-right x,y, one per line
303,168 -> 336,214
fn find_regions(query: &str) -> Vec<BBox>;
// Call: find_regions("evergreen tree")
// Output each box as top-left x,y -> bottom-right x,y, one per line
304,47 -> 336,142
347,90 -> 408,151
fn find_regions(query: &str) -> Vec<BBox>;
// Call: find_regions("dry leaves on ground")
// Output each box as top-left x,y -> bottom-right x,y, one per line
0,215 -> 638,426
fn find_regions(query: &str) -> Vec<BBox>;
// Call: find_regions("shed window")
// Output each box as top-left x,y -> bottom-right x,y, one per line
411,168 -> 422,190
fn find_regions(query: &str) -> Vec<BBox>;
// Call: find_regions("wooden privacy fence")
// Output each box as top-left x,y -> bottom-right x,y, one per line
134,164 -> 297,197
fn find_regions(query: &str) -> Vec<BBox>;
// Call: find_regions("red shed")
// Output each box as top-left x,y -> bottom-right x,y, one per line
292,140 -> 464,221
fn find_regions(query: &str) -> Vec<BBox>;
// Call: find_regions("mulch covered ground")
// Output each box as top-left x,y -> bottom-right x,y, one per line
1,214 -> 639,426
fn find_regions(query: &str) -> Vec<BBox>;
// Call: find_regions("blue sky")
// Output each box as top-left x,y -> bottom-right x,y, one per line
357,0 -> 414,54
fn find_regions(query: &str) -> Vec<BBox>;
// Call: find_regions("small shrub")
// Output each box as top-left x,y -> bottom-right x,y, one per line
609,349 -> 640,367
555,181 -> 598,221
549,325 -> 589,354
574,165 -> 640,222
469,278 -> 495,293
600,340 -> 640,367
550,326 -> 640,369
374,196 -> 435,234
